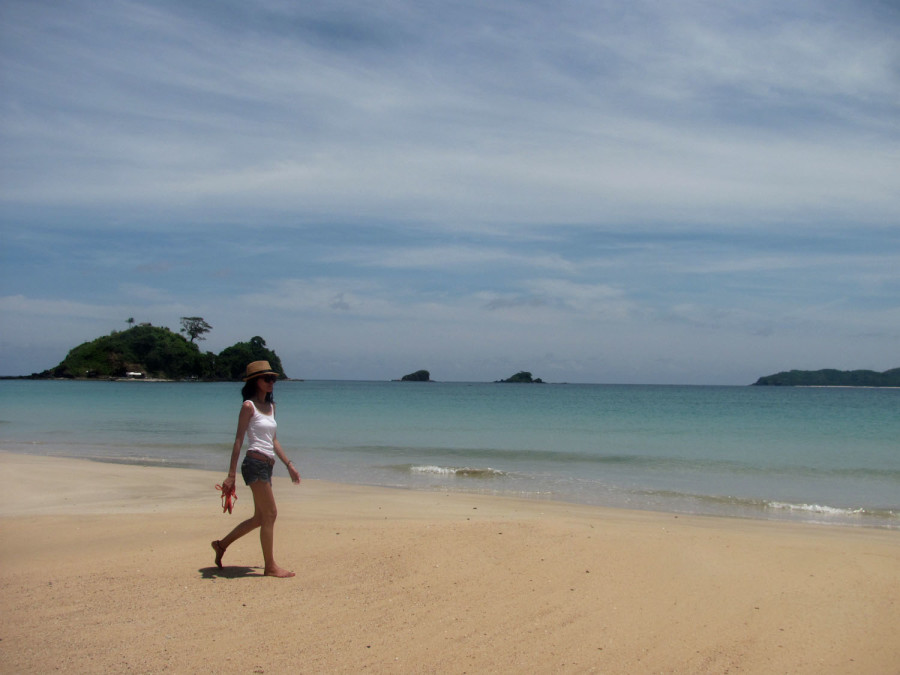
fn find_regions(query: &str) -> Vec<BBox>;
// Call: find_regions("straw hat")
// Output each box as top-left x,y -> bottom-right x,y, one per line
243,360 -> 279,381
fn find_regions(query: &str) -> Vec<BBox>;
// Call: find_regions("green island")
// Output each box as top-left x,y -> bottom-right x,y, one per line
18,322 -> 286,381
753,368 -> 900,387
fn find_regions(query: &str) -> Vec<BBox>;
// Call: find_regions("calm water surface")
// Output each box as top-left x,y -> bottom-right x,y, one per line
1,380 -> 897,527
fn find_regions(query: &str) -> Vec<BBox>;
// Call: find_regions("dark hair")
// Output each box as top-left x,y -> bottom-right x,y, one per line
241,377 -> 274,403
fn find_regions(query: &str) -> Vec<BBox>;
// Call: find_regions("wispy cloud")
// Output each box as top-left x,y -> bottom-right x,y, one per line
328,245 -> 578,274
3,0 -> 897,226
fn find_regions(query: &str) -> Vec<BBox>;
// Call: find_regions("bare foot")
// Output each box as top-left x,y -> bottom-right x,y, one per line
264,566 -> 296,578
211,540 -> 226,568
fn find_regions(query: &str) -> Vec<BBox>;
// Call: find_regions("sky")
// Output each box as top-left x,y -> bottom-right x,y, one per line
1,0 -> 898,384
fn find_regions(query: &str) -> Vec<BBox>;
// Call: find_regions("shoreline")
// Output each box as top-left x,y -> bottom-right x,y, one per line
2,450 -> 899,673
2,445 -> 896,531
0,448 -> 894,529
2,444 -> 897,530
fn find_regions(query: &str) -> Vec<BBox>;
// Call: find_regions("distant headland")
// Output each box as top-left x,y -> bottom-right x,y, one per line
753,368 -> 900,387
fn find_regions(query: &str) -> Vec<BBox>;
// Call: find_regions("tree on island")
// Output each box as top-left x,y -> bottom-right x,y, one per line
216,336 -> 285,380
180,316 -> 213,343
48,324 -> 213,379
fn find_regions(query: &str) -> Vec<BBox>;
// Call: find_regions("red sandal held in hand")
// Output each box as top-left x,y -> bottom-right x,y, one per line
215,482 -> 237,514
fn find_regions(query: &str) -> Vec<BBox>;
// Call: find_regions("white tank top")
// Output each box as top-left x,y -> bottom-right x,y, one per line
246,402 -> 277,459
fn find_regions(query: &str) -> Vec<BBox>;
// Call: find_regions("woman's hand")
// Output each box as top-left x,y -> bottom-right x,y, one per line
223,475 -> 235,490
288,463 -> 301,484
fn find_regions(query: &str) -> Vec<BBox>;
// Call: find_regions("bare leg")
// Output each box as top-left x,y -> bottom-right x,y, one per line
212,499 -> 262,568
211,479 -> 294,577
248,479 -> 295,577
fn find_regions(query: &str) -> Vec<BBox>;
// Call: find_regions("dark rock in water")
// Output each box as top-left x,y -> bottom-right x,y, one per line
401,369 -> 432,382
496,371 -> 544,383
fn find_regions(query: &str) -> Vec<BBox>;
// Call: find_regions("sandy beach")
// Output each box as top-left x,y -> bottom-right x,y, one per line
1,451 -> 897,674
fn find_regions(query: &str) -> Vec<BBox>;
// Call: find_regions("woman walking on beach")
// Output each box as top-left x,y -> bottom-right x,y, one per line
212,361 -> 301,577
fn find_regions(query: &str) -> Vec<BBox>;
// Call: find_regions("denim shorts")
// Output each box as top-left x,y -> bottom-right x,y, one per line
241,456 -> 274,486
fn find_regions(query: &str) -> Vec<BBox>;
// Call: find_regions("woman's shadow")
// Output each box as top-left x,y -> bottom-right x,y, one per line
199,566 -> 263,579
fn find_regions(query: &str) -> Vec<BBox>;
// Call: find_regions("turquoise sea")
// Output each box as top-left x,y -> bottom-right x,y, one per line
1,379 -> 897,528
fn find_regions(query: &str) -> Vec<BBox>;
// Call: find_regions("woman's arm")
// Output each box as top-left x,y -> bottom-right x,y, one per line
272,433 -> 301,484
223,401 -> 254,489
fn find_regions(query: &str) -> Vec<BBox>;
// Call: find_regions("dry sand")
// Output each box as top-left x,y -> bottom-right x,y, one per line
1,450 -> 898,674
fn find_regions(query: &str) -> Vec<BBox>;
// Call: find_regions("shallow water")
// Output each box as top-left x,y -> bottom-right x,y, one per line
1,379 -> 897,527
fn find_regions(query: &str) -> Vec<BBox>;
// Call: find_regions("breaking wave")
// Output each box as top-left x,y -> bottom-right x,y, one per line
406,464 -> 506,479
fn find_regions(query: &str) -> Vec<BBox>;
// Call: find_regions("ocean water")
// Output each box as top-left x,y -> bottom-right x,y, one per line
0,379 -> 897,528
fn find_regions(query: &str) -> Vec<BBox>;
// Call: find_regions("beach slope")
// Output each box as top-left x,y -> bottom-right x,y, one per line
1,451 -> 898,673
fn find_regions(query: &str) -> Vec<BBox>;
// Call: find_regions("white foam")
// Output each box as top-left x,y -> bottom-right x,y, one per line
767,501 -> 866,517
409,465 -> 505,478
410,465 -> 456,475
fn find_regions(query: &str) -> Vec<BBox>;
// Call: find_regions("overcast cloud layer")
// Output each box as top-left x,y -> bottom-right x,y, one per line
1,0 -> 898,383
